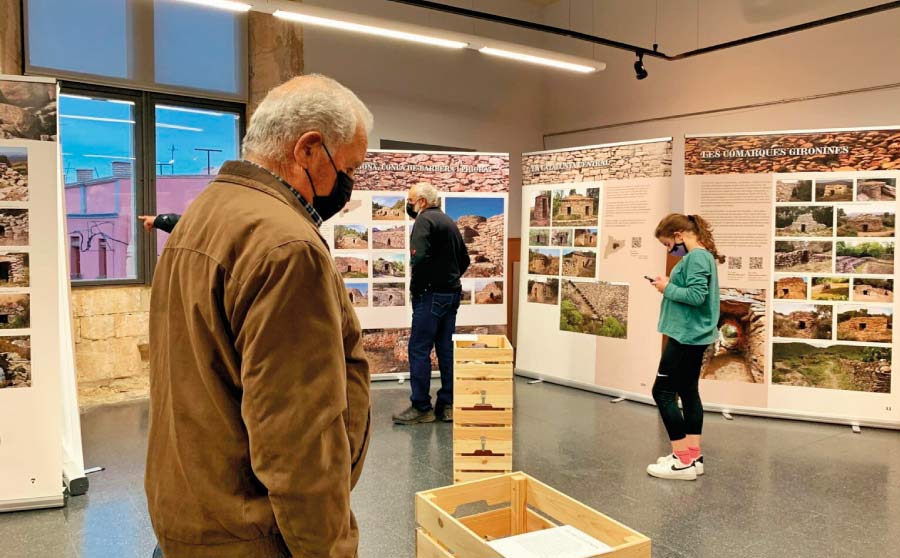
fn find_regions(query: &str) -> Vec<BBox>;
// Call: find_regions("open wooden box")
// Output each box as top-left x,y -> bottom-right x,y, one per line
416,472 -> 651,557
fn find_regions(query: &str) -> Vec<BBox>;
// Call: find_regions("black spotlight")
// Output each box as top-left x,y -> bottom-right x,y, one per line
634,53 -> 648,80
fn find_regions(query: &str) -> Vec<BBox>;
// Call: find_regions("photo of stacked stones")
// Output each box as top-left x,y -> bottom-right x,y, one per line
774,241 -> 832,273
527,278 -> 559,305
560,280 -> 628,338
0,253 -> 29,287
345,283 -> 368,308
0,81 -> 57,141
856,178 -> 896,201
551,188 -> 599,227
772,343 -> 891,393
474,280 -> 503,304
0,209 -> 29,247
853,279 -> 893,302
444,197 -> 505,279
836,241 -> 894,274
774,276 -> 808,300
773,303 -> 833,340
334,225 -> 368,250
371,195 -> 406,221
562,249 -> 597,279
529,190 -> 551,226
529,229 -> 549,247
775,206 -> 833,237
0,148 -> 29,202
372,283 -> 405,307
528,248 -> 560,276
815,179 -> 853,202
335,255 -> 369,279
373,253 -> 405,279
0,294 -> 30,329
837,307 -> 893,343
371,225 -> 405,249
811,277 -> 849,301
837,207 -> 895,237
0,335 -> 31,389
701,289 -> 766,383
775,180 -> 812,202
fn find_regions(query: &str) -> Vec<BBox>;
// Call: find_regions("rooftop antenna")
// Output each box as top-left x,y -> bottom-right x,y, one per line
194,147 -> 222,175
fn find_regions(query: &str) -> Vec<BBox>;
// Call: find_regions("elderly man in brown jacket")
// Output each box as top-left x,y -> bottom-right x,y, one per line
146,75 -> 373,558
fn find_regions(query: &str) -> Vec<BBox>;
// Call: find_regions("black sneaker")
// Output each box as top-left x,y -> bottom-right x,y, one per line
392,406 -> 436,425
436,406 -> 453,423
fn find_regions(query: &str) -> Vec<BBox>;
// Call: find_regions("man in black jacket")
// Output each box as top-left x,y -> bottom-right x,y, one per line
138,214 -> 181,234
393,183 -> 470,425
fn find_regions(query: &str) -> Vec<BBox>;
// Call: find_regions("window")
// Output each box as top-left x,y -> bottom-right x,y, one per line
98,238 -> 109,279
69,236 -> 81,279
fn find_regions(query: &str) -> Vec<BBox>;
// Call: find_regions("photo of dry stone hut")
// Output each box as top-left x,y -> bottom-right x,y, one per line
334,225 -> 368,250
362,328 -> 437,374
836,241 -> 894,274
775,206 -> 833,237
775,179 -> 812,202
474,280 -> 503,304
774,276 -> 808,300
0,294 -> 30,329
344,283 -> 369,308
0,335 -> 31,389
562,249 -> 597,278
335,255 -> 368,279
529,190 -> 551,226
0,148 -> 29,202
551,229 -> 572,247
774,241 -> 832,273
527,278 -> 559,305
529,229 -> 550,247
444,197 -> 504,279
811,277 -> 849,301
552,188 -> 599,227
0,209 -> 29,246
372,195 -> 405,221
574,228 -> 598,248
528,249 -> 560,276
560,280 -> 628,338
853,278 -> 893,302
372,225 -> 405,249
0,252 -> 29,287
701,289 -> 766,383
772,343 -> 891,393
773,303 -> 832,340
373,254 -> 406,278
837,208 -> 895,237
815,179 -> 853,202
855,178 -> 896,201
837,307 -> 893,343
0,81 -> 57,141
372,283 -> 406,307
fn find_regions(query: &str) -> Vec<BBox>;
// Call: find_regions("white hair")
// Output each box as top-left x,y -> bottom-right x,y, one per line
412,183 -> 440,208
242,74 -> 374,161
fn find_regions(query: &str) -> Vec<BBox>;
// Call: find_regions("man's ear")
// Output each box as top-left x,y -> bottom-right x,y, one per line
293,131 -> 323,169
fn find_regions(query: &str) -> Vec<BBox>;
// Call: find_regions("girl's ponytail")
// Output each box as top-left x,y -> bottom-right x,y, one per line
655,213 -> 726,263
689,214 -> 726,264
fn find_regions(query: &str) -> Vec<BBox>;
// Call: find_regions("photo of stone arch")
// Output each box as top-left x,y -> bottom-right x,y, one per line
775,206 -> 833,237
574,228 -> 598,248
344,283 -> 369,308
372,283 -> 406,307
837,207 -> 895,237
562,249 -> 597,278
772,343 -> 891,393
334,225 -> 368,250
528,249 -> 560,276
444,197 -> 505,279
773,276 -> 807,300
853,278 -> 893,302
529,229 -> 550,247
527,278 -> 559,305
372,195 -> 406,221
0,209 -> 29,246
811,277 -> 849,301
814,179 -> 853,202
773,303 -> 832,340
372,225 -> 405,250
836,241 -> 894,274
774,241 -> 832,273
855,178 -> 896,201
551,229 -> 572,247
0,147 -> 28,202
775,179 -> 812,202
0,294 -> 30,329
837,306 -> 893,343
701,288 -> 766,383
552,188 -> 599,227
0,252 -> 29,287
560,280 -> 628,338
529,190 -> 551,226
334,254 -> 369,279
474,280 -> 503,304
0,335 -> 31,389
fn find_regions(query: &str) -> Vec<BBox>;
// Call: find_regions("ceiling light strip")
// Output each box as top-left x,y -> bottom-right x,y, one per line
479,47 -> 598,73
177,0 -> 251,12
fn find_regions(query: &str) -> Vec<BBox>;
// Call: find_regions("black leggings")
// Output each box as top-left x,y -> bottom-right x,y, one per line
652,338 -> 708,441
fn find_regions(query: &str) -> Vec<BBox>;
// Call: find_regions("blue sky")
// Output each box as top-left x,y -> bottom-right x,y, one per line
345,283 -> 369,295
444,197 -> 504,220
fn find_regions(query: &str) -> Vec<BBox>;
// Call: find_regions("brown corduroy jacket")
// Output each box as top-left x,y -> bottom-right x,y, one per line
146,161 -> 371,558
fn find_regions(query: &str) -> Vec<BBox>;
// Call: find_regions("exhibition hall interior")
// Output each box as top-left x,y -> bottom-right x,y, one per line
1,1 -> 899,557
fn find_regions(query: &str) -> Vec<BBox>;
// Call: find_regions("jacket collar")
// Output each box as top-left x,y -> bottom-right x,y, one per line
215,160 -> 321,229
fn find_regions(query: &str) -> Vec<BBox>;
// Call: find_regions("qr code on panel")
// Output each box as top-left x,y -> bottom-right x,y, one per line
749,257 -> 763,270
631,237 -> 642,249
728,256 -> 743,270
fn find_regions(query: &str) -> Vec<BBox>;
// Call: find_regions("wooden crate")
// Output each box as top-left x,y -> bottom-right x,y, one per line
416,473 -> 651,558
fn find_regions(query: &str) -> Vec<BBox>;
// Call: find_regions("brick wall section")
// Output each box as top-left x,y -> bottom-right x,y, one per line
523,141 -> 672,185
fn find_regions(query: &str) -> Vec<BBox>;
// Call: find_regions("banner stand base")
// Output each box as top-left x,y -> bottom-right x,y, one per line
65,474 -> 89,497
0,495 -> 65,513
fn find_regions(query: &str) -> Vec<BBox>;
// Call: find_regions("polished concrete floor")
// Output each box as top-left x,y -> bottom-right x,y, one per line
2,378 -> 899,558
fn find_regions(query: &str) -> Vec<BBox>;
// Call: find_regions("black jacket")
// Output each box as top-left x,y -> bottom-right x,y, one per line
153,213 -> 181,234
409,207 -> 470,296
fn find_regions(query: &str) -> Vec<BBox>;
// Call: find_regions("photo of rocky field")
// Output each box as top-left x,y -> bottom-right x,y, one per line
836,241 -> 894,274
560,280 -> 628,338
772,343 -> 891,393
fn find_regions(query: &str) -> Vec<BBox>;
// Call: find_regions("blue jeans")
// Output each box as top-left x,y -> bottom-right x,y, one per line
409,291 -> 461,411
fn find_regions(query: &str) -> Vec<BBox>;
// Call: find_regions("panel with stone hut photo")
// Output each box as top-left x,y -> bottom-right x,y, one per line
474,280 -> 503,304
444,197 -> 505,278
373,253 -> 406,279
527,248 -> 560,276
0,252 -> 29,288
562,248 -> 597,279
334,225 -> 369,250
526,278 -> 559,305
371,225 -> 405,250
701,288 -> 766,383
551,229 -> 572,247
529,228 -> 550,247
560,280 -> 628,338
0,147 -> 29,202
775,179 -> 812,202
774,241 -> 833,273
0,209 -> 29,246
574,228 -> 598,248
775,206 -> 833,238
371,195 -> 406,221
344,282 -> 369,308
529,190 -> 551,226
372,282 -> 406,307
837,306 -> 893,344
836,241 -> 894,275
852,278 -> 893,302
836,207 -> 895,238
551,187 -> 599,227
772,342 -> 891,393
773,302 -> 833,340
773,276 -> 808,300
811,277 -> 849,301
334,254 -> 369,279
855,178 -> 896,201
814,179 -> 853,202
0,335 -> 31,389
0,294 -> 30,330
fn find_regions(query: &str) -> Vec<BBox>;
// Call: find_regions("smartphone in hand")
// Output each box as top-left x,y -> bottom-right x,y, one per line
644,275 -> 655,282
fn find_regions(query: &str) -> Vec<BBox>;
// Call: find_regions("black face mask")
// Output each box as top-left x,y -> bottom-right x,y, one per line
406,201 -> 419,219
669,242 -> 688,257
304,143 -> 354,222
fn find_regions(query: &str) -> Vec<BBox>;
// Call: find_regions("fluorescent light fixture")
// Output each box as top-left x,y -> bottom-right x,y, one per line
60,115 -> 136,125
176,0 -> 251,12
157,123 -> 204,132
273,9 -> 468,49
158,105 -> 225,117
59,94 -> 92,101
479,46 -> 598,73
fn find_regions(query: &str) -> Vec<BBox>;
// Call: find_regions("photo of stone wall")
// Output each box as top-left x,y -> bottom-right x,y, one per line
372,195 -> 406,221
0,335 -> 31,389
335,255 -> 369,279
562,249 -> 597,278
836,241 -> 894,274
529,229 -> 549,247
775,206 -> 833,237
474,280 -> 503,304
354,152 -> 508,193
0,252 -> 29,287
372,225 -> 405,249
552,188 -> 599,227
772,343 -> 891,393
856,178 -> 896,201
523,140 -> 672,185
701,288 -> 766,383
372,283 -> 406,307
345,283 -> 369,308
774,276 -> 808,299
811,277 -> 849,301
0,81 -> 57,141
362,328 -> 437,374
0,294 -> 30,329
837,207 -> 895,237
551,229 -> 572,247
444,197 -> 504,278
775,179 -> 812,202
815,179 -> 853,202
0,209 -> 29,246
853,279 -> 893,302
529,190 -> 551,226
837,307 -> 893,343
373,254 -> 406,278
527,278 -> 559,305
0,147 -> 28,201
574,228 -> 598,247
773,303 -> 832,340
528,248 -> 560,276
334,225 -> 368,250
560,280 -> 628,338
774,241 -> 832,273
